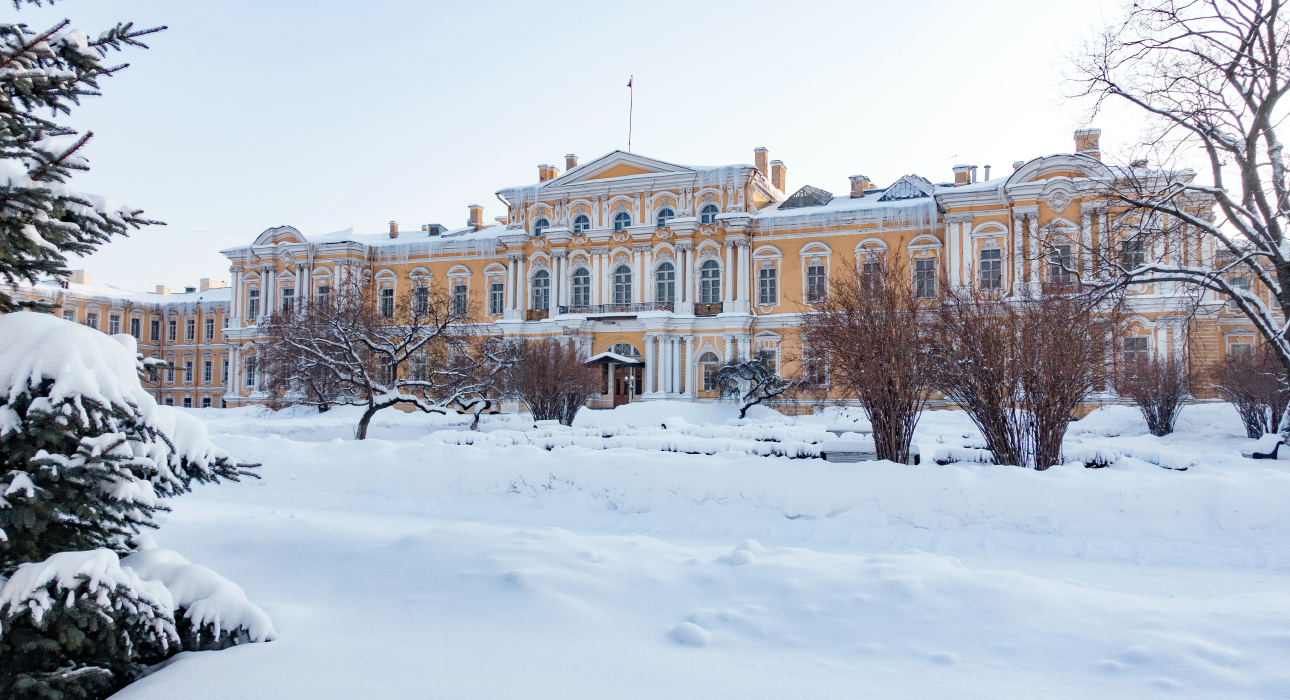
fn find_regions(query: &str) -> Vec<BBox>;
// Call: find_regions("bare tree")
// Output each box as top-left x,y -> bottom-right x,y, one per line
712,350 -> 797,419
1207,345 -> 1290,437
802,254 -> 935,464
1071,1 -> 1290,401
507,338 -> 602,426
1117,354 -> 1194,436
933,280 -> 1121,470
259,277 -> 514,439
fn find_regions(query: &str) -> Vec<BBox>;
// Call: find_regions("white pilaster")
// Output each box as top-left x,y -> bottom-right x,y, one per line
724,334 -> 733,362
948,220 -> 961,287
633,247 -> 643,304
1081,208 -> 1093,277
517,258 -> 527,312
644,334 -> 655,395
672,337 -> 681,396
1012,214 -> 1024,292
683,336 -> 695,397
725,242 -> 735,302
737,241 -> 750,307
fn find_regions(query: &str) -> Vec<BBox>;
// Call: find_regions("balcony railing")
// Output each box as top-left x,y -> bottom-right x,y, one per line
694,302 -> 724,316
525,309 -> 549,321
557,302 -> 674,315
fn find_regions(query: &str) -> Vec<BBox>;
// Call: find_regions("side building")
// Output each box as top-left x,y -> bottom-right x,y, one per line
5,273 -> 234,409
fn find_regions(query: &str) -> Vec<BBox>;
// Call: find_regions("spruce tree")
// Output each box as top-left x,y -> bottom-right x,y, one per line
0,0 -> 164,312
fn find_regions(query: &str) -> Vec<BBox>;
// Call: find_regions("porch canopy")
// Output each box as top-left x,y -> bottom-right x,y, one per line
585,351 -> 643,366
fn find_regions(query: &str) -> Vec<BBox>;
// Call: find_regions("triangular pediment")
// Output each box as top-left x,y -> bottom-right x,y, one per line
549,151 -> 693,186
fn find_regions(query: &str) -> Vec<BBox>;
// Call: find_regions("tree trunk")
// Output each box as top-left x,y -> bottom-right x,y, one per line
356,400 -> 379,440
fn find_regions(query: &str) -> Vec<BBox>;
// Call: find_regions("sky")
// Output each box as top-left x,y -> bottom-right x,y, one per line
16,0 -> 1143,291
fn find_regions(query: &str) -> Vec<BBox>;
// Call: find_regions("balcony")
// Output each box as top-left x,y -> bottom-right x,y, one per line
557,302 -> 674,316
525,309 -> 549,321
694,302 -> 724,316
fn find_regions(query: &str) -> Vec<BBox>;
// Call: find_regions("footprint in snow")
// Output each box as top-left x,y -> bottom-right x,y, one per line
670,622 -> 711,647
930,652 -> 959,665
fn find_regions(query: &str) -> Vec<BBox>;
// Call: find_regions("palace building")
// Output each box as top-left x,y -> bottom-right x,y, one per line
6,128 -> 1272,411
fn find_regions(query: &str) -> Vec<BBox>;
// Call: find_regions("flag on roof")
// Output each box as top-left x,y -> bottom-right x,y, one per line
627,77 -> 632,88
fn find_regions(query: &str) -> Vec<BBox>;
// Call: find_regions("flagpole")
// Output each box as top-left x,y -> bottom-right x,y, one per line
628,75 -> 633,153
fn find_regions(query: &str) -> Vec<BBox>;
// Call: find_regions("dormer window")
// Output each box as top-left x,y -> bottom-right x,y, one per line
656,208 -> 674,228
533,218 -> 549,236
700,204 -> 719,225
573,214 -> 590,233
613,212 -> 631,231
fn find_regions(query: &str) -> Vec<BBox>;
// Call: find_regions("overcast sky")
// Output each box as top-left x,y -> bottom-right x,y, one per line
21,0 -> 1140,291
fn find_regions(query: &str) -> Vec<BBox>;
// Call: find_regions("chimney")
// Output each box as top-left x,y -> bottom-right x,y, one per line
389,221 -> 399,238
199,278 -> 227,292
1130,158 -> 1148,169
952,164 -> 972,185
984,165 -> 991,181
468,204 -> 484,230
1075,128 -> 1102,160
971,165 -> 979,183
68,270 -> 90,285
565,154 -> 578,171
1012,160 -> 1025,170
848,174 -> 872,198
155,285 -> 169,296
754,147 -> 769,177
770,160 -> 786,192
538,164 -> 559,182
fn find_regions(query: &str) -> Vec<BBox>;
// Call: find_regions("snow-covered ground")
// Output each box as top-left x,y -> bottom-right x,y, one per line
113,402 -> 1290,699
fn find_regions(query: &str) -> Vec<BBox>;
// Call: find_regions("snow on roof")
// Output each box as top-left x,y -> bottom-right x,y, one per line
303,224 -> 512,249
19,279 -> 231,306
586,351 -> 643,365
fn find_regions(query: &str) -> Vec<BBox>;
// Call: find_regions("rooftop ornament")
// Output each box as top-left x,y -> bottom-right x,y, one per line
778,185 -> 835,210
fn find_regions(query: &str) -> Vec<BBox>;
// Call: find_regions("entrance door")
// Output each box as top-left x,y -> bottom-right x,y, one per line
612,365 -> 642,406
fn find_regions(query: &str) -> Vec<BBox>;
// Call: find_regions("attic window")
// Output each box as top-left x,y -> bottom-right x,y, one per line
877,175 -> 935,202
779,185 -> 834,210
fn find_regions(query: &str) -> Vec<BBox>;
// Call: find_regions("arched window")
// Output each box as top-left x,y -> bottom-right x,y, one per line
700,204 -> 719,225
532,270 -> 550,311
533,218 -> 549,236
611,342 -> 641,357
656,207 -> 674,228
573,214 -> 590,233
613,265 -> 632,304
699,259 -> 721,304
655,262 -> 675,303
699,351 -> 721,392
572,267 -> 591,306
613,211 -> 631,231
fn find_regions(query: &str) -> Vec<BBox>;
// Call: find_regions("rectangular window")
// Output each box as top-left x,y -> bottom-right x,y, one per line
186,319 -> 195,342
245,356 -> 257,388
412,286 -> 429,315
202,396 -> 211,408
62,309 -> 76,322
130,317 -> 141,339
165,396 -> 174,406
1119,239 -> 1146,269
1048,244 -> 1074,286
183,397 -> 192,408
205,318 -> 214,340
1229,341 -> 1253,358
573,269 -> 591,306
489,282 -> 505,315
109,315 -> 121,335
979,248 -> 1003,290
655,265 -> 675,304
758,267 -> 777,305
166,365 -> 174,383
222,359 -> 229,383
151,319 -> 160,341
861,260 -> 882,292
168,320 -> 177,342
1121,336 -> 1150,365
281,287 -> 295,314
84,312 -> 98,330
803,346 -> 828,386
203,360 -> 213,383
184,360 -> 193,383
915,258 -> 937,299
1230,276 -> 1251,312
806,265 -> 827,302
316,284 -> 330,308
410,353 -> 428,382
380,288 -> 395,318
247,288 -> 260,318
452,284 -> 468,316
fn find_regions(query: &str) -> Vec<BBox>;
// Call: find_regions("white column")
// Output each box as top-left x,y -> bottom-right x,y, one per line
261,268 -> 276,319
507,258 -> 517,310
724,334 -> 733,362
1081,209 -> 1093,277
1012,214 -> 1024,292
661,336 -> 671,394
1028,214 -> 1040,285
517,258 -> 527,312
947,220 -> 961,287
644,248 -> 654,303
682,336 -> 695,397
675,337 -> 686,397
724,242 -> 735,302
591,253 -> 601,305
633,248 -> 643,303
737,242 -> 750,304
687,247 -> 697,305
644,336 -> 655,394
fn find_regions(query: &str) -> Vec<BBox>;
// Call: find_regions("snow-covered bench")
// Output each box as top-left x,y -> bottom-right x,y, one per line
1241,433 -> 1284,460
820,439 -> 920,465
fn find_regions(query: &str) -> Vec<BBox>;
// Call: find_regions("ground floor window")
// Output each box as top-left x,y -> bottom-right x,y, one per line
699,352 -> 721,392
183,397 -> 192,408
202,396 -> 211,408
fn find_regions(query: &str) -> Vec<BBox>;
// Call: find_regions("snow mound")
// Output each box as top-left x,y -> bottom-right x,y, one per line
574,400 -> 783,429
670,621 -> 711,646
1068,405 -> 1150,437
122,548 -> 277,645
